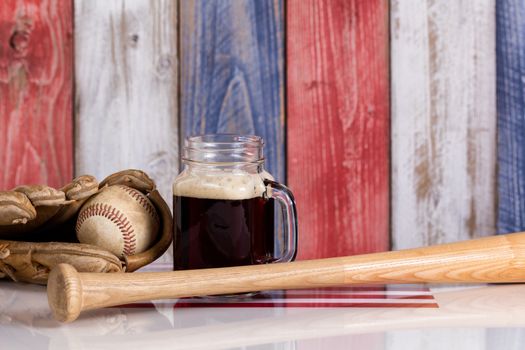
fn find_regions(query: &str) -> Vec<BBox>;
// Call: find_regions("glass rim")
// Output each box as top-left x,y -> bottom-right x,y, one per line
185,134 -> 263,146
182,134 -> 264,163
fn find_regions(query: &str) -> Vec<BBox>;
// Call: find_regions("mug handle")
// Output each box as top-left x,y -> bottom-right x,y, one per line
264,180 -> 298,263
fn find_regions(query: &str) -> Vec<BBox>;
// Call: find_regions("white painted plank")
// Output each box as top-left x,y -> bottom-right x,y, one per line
74,0 -> 178,263
391,0 -> 497,249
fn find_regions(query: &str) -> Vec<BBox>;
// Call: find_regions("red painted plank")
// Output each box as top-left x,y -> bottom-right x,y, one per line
0,0 -> 73,189
287,0 -> 390,259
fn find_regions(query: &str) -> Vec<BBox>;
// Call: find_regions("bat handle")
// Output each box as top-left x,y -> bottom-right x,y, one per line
48,232 -> 525,323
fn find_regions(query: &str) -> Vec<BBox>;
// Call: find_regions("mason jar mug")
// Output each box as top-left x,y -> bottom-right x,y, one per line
172,134 -> 297,270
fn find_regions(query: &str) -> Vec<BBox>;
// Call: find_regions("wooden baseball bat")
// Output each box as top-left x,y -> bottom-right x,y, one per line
47,232 -> 525,322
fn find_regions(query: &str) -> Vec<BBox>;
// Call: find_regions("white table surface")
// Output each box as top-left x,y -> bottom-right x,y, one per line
2,279 -> 525,350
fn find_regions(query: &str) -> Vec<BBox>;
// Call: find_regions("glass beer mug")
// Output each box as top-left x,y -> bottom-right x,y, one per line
173,134 -> 297,270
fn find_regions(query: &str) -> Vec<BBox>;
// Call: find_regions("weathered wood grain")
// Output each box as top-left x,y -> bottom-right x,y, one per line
391,0 -> 497,249
74,0 -> 178,209
287,0 -> 390,259
0,0 -> 73,189
179,0 -> 285,182
497,0 -> 525,234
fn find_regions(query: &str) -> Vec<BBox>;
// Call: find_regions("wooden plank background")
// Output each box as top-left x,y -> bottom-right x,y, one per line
390,0 -> 497,250
0,0 -> 73,190
74,0 -> 179,207
179,0 -> 285,182
287,0 -> 390,260
0,0 -> 518,272
496,0 -> 525,234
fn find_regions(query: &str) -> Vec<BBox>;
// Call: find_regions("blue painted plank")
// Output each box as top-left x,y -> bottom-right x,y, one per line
179,0 -> 285,182
497,0 -> 525,233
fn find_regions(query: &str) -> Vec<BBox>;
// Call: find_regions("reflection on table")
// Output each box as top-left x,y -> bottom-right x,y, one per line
2,281 -> 525,349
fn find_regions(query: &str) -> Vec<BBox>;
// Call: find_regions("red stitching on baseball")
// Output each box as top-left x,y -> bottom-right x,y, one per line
76,203 -> 137,257
117,185 -> 160,224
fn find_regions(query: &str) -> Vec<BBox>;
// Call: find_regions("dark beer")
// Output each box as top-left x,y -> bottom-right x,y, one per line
173,195 -> 276,270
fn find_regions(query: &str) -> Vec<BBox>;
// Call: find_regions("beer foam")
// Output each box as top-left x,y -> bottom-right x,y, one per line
173,170 -> 274,200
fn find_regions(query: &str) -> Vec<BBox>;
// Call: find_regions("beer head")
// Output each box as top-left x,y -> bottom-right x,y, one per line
172,170 -> 273,200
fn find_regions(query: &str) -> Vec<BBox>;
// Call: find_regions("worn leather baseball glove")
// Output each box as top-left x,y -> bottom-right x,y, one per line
0,169 -> 173,284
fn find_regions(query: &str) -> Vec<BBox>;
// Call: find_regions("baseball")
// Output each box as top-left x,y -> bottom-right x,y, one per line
76,185 -> 159,258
